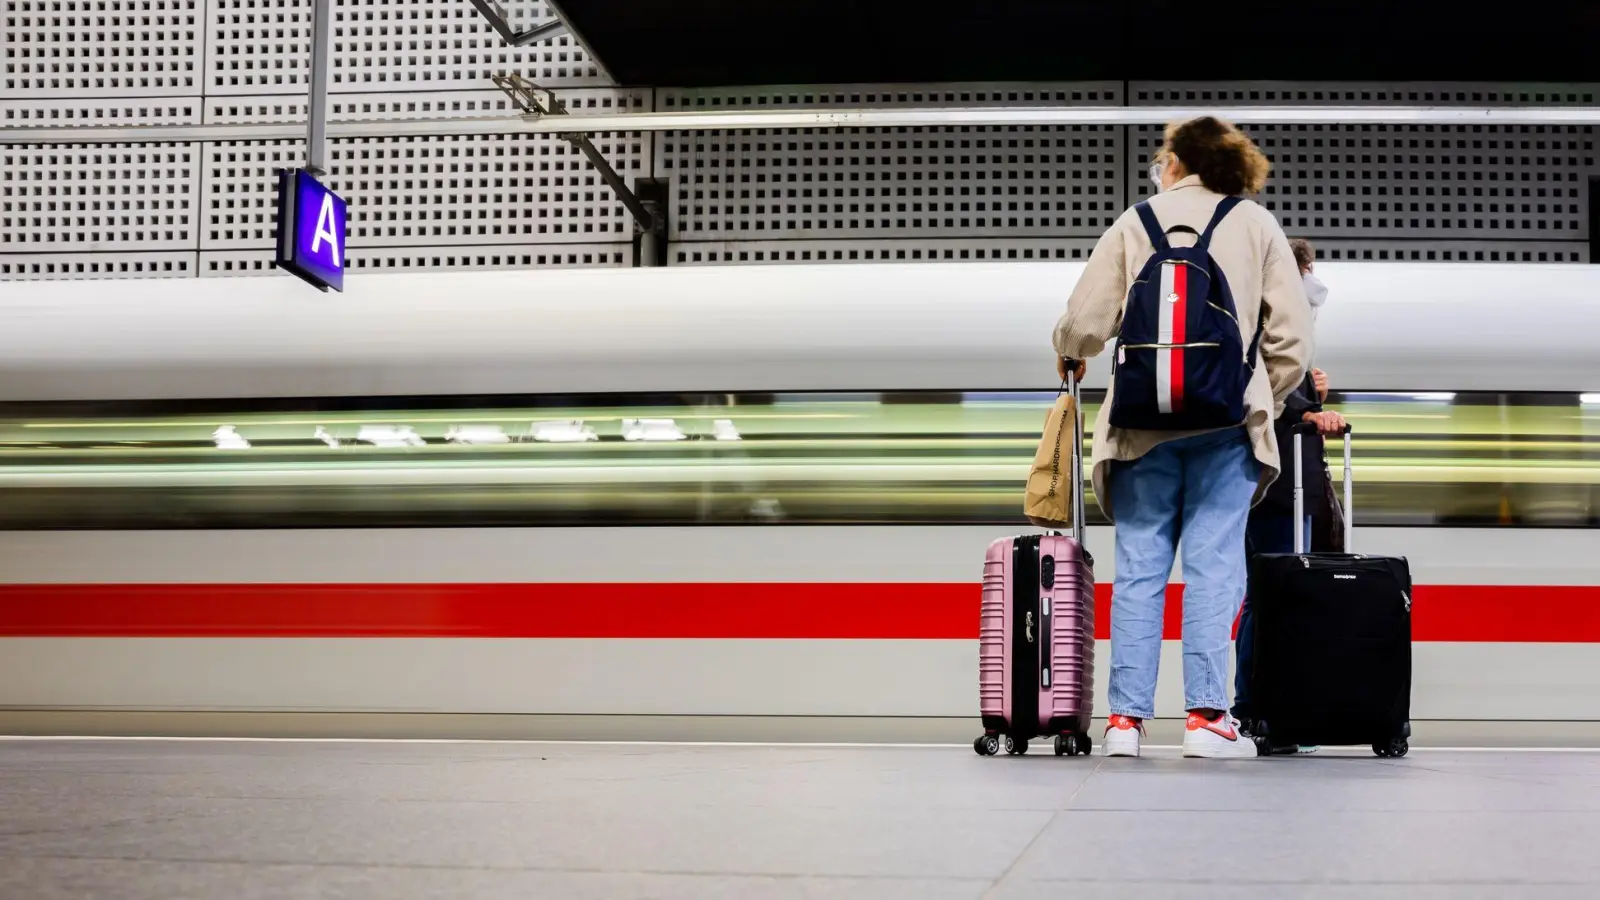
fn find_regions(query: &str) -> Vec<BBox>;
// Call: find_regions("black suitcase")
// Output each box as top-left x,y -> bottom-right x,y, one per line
1246,422 -> 1413,757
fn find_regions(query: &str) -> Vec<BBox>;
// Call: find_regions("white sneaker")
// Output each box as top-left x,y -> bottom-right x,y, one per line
1102,715 -> 1145,757
1181,712 -> 1259,759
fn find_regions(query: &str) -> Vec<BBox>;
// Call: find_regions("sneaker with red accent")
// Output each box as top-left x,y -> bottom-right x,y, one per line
1181,712 -> 1259,759
1102,715 -> 1146,757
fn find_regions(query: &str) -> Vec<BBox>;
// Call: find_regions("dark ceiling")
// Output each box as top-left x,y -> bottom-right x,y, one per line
550,0 -> 1600,88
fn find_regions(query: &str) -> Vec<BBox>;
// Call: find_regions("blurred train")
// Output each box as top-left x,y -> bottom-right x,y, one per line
0,262 -> 1597,737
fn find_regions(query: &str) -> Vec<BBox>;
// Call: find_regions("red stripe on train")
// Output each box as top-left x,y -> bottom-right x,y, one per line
0,583 -> 1591,642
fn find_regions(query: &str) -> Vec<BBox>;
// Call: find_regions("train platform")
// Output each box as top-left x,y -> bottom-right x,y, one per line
2,738 -> 1598,899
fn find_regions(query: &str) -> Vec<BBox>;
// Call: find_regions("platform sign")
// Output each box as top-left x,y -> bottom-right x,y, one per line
274,168 -> 348,292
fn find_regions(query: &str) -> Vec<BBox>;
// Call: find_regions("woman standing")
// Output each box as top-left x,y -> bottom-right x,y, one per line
1053,117 -> 1313,758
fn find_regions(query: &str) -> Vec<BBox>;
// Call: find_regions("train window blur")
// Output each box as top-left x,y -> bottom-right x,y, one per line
0,391 -> 1594,529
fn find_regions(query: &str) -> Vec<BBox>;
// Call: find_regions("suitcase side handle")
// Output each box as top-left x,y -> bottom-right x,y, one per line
1291,422 -> 1354,554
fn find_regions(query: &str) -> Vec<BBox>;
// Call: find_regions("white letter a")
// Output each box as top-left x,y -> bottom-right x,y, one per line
310,193 -> 341,266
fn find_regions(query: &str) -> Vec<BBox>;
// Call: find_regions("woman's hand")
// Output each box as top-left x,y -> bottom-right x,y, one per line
1311,368 -> 1329,402
1302,409 -> 1346,436
1057,357 -> 1086,382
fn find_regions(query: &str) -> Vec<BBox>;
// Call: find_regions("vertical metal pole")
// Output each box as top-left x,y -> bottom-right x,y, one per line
306,0 -> 333,176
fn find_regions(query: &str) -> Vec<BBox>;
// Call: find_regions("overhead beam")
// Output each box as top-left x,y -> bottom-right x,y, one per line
467,0 -> 570,47
4,105 -> 1600,144
489,73 -> 659,237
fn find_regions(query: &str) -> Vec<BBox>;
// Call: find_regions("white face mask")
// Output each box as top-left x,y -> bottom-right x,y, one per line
1303,272 -> 1329,320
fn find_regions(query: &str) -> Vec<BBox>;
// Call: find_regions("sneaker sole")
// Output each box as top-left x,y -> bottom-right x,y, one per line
1181,738 -> 1260,759
1102,737 -> 1141,758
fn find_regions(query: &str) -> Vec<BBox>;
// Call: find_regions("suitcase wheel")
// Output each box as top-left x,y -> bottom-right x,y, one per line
1005,736 -> 1029,756
974,734 -> 1001,756
1373,737 -> 1409,758
1053,733 -> 1090,757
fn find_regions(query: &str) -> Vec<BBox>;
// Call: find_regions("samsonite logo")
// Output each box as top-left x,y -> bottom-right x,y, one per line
1333,574 -> 1357,580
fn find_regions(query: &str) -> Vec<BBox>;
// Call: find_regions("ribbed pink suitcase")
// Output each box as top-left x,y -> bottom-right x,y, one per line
976,371 -> 1097,757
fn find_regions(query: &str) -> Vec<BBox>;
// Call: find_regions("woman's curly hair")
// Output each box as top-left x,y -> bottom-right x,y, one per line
1162,116 -> 1270,196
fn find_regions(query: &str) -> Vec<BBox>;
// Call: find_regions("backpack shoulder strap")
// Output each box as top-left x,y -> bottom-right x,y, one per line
1196,195 -> 1243,251
1133,201 -> 1170,253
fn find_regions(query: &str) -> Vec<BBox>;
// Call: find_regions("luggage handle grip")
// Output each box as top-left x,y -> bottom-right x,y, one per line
1293,421 -> 1354,554
1292,421 -> 1351,435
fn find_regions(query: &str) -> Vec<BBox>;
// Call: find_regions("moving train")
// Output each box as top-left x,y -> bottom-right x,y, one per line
0,262 -> 1597,738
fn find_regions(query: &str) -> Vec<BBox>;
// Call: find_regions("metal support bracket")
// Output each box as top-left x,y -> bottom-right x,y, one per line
468,0 -> 570,47
492,73 -> 660,239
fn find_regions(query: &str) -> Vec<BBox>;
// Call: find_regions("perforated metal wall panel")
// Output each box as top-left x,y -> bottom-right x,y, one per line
656,84 -> 1126,256
198,242 -> 628,277
1125,82 -> 1598,264
672,238 -> 1098,266
2,0 -> 202,98
203,0 -> 604,98
1,0 -> 634,280
1,142 -> 203,253
198,90 -> 648,251
0,252 -> 199,280
5,21 -> 1599,283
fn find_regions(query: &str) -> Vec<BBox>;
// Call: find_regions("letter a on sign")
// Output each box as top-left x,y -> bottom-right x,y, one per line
276,168 -> 348,291
311,193 -> 342,266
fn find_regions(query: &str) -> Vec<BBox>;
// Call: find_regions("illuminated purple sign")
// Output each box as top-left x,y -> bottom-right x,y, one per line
274,169 -> 348,292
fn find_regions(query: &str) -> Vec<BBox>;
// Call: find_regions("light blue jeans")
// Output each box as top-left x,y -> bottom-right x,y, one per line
1106,427 -> 1259,719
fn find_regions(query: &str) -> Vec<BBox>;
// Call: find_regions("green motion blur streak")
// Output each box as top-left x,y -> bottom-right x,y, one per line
0,392 -> 1593,529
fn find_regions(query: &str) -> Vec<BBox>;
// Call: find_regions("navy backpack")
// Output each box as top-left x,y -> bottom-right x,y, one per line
1109,195 -> 1264,431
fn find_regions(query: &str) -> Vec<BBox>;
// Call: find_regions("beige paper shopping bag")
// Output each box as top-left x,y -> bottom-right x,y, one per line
1023,391 -> 1076,530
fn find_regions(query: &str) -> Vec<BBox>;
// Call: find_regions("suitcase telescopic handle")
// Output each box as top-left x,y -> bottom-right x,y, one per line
1290,421 -> 1354,554
1061,360 -> 1086,548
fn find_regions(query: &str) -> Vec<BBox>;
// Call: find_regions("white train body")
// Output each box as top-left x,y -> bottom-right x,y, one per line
0,263 -> 1596,736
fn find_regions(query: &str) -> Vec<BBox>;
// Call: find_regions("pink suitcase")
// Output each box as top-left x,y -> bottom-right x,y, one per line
976,371 -> 1097,757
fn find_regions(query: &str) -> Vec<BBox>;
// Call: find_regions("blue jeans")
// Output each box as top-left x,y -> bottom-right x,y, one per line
1232,509 -> 1311,719
1106,427 -> 1259,719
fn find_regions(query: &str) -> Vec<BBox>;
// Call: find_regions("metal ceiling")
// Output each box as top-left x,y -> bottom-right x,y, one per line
550,0 -> 1600,87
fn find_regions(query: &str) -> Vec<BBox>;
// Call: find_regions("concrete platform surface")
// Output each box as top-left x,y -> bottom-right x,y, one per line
2,739 -> 1599,899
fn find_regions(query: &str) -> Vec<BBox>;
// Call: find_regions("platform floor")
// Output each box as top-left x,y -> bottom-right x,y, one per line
2,739 -> 1599,899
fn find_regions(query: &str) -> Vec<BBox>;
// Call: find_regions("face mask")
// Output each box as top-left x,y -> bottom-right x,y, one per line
1303,272 -> 1329,320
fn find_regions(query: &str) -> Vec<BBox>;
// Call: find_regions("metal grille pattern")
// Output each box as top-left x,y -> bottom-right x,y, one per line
198,242 -> 627,277
2,143 -> 202,252
673,238 -> 1099,266
657,84 -> 1126,260
2,0 -> 629,280
3,18 -> 1598,282
1125,82 -> 1598,264
203,0 -> 604,97
3,0 -> 201,97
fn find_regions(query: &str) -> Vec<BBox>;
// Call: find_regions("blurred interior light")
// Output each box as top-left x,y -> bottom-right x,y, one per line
1581,394 -> 1600,406
446,425 -> 510,445
1342,392 -> 1456,403
621,418 -> 687,442
357,425 -> 425,448
314,426 -> 340,448
212,425 -> 250,450
532,420 -> 599,443
713,419 -> 742,441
